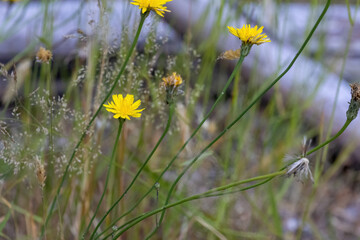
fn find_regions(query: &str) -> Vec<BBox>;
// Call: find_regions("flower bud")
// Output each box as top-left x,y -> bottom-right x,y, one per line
346,83 -> 360,121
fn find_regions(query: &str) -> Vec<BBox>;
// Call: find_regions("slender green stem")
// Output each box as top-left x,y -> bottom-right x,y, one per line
47,63 -> 54,167
116,111 -> 351,239
89,103 -> 175,239
345,0 -> 354,25
318,22 -> 354,181
94,53 -> 245,239
279,119 -> 354,175
307,119 -> 352,156
190,170 -> 286,197
96,185 -> 151,238
108,171 -> 285,239
40,14 -> 147,239
102,0 -> 331,237
203,177 -> 275,198
110,111 -> 352,239
83,119 -> 124,238
149,0 -> 332,237
294,121 -> 354,239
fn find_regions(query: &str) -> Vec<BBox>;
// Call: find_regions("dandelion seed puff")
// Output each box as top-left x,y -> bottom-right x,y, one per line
286,157 -> 314,183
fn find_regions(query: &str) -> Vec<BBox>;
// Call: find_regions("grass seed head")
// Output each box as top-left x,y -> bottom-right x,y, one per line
36,159 -> 46,189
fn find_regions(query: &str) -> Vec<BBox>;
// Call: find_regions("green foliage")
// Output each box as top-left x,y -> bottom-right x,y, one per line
0,0 -> 358,239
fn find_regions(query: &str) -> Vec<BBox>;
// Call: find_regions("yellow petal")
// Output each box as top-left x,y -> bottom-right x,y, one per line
131,100 -> 141,109
124,94 -> 134,105
112,95 -> 120,107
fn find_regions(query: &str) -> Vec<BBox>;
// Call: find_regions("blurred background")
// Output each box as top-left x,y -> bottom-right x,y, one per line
0,0 -> 360,239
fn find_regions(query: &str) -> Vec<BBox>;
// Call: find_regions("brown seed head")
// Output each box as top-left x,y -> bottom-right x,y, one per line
36,161 -> 46,189
218,49 -> 241,61
346,83 -> 360,121
36,47 -> 52,64
350,83 -> 360,102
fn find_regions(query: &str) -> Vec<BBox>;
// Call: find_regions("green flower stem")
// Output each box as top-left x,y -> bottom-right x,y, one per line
83,119 -> 124,238
272,119 -> 354,176
295,121 -> 353,239
307,118 -> 352,156
96,184 -> 152,238
345,0 -> 354,25
93,55 -> 245,239
108,170 -> 286,239
40,14 -> 147,239
149,0 -> 332,237
184,170 -> 286,198
89,103 -> 175,240
203,177 -> 275,198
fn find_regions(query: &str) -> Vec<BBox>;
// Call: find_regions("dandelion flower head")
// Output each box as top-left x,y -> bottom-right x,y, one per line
227,25 -> 271,45
103,94 -> 144,120
131,0 -> 173,17
162,72 -> 182,87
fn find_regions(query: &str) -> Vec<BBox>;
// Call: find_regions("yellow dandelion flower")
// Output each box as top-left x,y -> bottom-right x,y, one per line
162,72 -> 182,87
227,25 -> 271,45
103,94 -> 145,120
130,0 -> 172,17
162,72 -> 183,104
